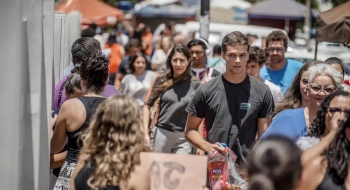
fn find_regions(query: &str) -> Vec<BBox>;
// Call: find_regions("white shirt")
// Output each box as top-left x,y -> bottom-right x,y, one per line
264,79 -> 284,105
151,49 -> 168,72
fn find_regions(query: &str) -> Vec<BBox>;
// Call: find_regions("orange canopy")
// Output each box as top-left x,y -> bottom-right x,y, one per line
55,0 -> 123,26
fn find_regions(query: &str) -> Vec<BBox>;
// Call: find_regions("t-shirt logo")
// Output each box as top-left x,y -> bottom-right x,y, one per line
240,103 -> 251,110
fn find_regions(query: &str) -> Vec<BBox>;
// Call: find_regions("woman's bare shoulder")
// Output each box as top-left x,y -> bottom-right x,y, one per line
123,165 -> 150,190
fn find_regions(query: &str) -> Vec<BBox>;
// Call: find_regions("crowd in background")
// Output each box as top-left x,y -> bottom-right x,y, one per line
49,20 -> 350,190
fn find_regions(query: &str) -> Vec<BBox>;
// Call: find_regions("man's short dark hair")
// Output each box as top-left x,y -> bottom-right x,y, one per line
71,37 -> 101,65
213,45 -> 222,55
81,28 -> 96,37
248,46 -> 266,65
265,30 -> 288,49
187,38 -> 207,50
221,31 -> 250,53
89,23 -> 98,30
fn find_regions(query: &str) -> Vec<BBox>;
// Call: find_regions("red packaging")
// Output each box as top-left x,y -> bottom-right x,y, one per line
208,150 -> 229,190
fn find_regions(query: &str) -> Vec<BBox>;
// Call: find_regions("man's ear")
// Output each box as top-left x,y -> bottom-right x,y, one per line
221,52 -> 226,61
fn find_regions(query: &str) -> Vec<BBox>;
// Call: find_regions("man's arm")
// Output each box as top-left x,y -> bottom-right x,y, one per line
257,118 -> 270,139
185,86 -> 224,154
257,87 -> 275,139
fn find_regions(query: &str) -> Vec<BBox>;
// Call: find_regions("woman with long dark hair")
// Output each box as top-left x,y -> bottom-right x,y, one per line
70,95 -> 150,190
51,51 -> 109,190
142,44 -> 200,154
298,115 -> 350,189
121,54 -> 156,107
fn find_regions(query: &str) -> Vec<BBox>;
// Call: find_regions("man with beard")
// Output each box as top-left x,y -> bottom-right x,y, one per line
260,31 -> 302,94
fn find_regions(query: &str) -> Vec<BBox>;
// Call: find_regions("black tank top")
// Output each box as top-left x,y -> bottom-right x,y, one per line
317,168 -> 347,190
75,161 -> 120,190
66,96 -> 105,163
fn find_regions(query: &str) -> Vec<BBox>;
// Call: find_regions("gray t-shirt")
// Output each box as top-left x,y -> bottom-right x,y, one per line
186,74 -> 274,155
121,71 -> 156,106
147,77 -> 201,132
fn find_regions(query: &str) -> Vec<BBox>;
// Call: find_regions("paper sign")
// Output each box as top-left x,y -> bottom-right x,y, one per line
140,152 -> 208,190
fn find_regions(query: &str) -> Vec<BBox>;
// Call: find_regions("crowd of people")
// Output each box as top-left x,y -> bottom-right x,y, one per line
50,21 -> 350,190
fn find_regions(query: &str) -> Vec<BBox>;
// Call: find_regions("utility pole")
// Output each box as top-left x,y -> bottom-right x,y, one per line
199,0 -> 210,41
304,0 -> 311,49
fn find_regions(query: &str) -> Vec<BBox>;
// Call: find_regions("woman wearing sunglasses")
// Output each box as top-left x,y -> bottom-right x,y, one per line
298,115 -> 350,190
260,64 -> 343,142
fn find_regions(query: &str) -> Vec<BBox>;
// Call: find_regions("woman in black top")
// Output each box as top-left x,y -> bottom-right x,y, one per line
70,95 -> 150,190
299,113 -> 350,190
143,44 -> 201,154
51,49 -> 109,190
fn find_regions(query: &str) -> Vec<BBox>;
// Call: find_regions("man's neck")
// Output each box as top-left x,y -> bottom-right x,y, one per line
192,62 -> 206,69
223,72 -> 246,84
267,58 -> 287,71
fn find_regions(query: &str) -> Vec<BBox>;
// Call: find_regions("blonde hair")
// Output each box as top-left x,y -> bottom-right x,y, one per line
156,35 -> 174,50
80,95 -> 145,189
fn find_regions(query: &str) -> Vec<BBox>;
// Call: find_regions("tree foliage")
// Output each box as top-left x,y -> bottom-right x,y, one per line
322,0 -> 350,6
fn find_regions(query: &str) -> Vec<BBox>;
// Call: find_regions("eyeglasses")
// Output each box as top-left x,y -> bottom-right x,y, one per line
265,47 -> 285,53
309,84 -> 336,95
328,107 -> 350,116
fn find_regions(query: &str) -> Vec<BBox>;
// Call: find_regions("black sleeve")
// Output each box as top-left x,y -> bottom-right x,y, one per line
146,76 -> 161,107
258,87 -> 275,118
185,85 -> 206,118
117,59 -> 128,75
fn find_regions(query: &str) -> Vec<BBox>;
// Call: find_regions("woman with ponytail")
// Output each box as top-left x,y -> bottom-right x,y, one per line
248,135 -> 302,190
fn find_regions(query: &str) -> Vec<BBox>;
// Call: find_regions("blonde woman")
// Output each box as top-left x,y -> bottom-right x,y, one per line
151,35 -> 174,71
70,95 -> 150,190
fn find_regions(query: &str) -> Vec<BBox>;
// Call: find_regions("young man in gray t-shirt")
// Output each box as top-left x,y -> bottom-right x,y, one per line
185,31 -> 275,161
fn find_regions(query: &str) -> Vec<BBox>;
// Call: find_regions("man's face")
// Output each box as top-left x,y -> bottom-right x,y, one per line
246,61 -> 262,79
129,46 -> 141,56
190,45 -> 206,67
265,40 -> 286,64
222,45 -> 249,75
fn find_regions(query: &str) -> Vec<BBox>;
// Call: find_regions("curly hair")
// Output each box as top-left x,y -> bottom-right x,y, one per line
64,72 -> 81,97
127,53 -> 148,74
248,46 -> 266,65
275,60 -> 320,115
151,44 -> 196,99
324,117 -> 350,182
265,30 -> 288,49
71,37 -> 101,65
309,90 -> 350,136
80,95 -> 145,189
80,51 -> 109,94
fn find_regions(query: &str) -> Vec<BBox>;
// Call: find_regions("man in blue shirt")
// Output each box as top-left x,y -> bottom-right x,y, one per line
260,31 -> 303,94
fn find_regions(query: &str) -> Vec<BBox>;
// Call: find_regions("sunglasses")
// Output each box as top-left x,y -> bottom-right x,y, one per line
328,107 -> 350,115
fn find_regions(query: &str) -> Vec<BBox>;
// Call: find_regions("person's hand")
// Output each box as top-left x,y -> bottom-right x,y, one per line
51,111 -> 57,129
196,148 -> 205,156
144,135 -> 151,147
330,112 -> 347,133
205,142 -> 226,154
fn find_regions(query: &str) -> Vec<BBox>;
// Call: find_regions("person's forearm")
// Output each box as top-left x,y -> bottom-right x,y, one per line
185,129 -> 211,153
50,151 -> 67,169
301,131 -> 337,165
142,106 -> 151,134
